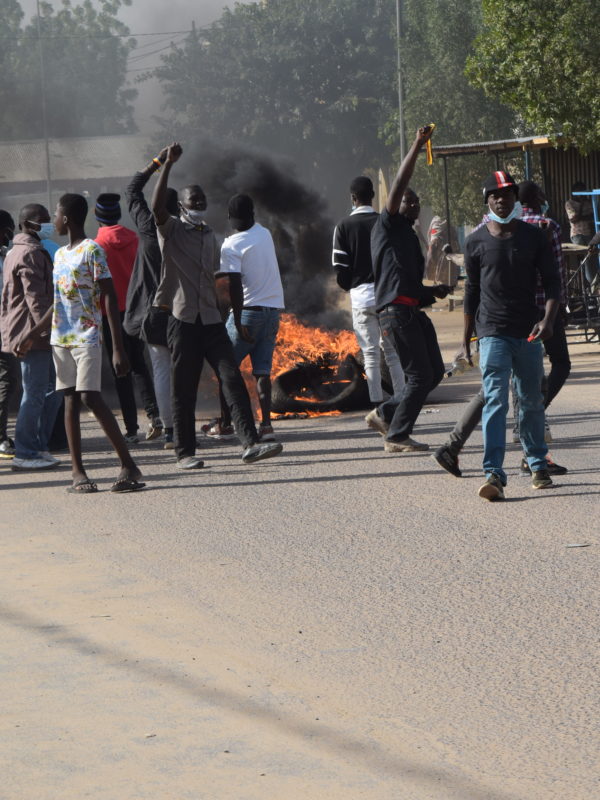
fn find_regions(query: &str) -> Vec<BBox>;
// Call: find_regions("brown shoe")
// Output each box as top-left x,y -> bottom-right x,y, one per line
384,437 -> 429,452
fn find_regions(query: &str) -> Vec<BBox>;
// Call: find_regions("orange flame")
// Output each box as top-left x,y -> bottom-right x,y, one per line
239,313 -> 359,417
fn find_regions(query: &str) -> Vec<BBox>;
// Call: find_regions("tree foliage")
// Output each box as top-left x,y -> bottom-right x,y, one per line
150,0 -> 397,211
466,0 -> 600,153
389,0 -> 524,224
0,0 -> 136,141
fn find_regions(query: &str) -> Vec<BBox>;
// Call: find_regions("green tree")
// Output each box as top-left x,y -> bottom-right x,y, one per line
388,0 -> 524,225
150,0 -> 397,210
0,0 -> 137,141
466,0 -> 600,153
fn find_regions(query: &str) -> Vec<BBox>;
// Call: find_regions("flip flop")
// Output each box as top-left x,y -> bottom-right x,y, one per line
67,478 -> 98,494
110,477 -> 146,493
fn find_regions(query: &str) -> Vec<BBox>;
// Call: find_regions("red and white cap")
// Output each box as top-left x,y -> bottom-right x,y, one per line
482,171 -> 518,203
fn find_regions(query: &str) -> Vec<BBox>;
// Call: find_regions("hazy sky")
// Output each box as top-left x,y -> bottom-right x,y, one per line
18,0 -> 249,130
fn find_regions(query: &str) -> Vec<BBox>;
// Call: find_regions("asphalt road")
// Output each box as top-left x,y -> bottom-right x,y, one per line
1,319 -> 599,800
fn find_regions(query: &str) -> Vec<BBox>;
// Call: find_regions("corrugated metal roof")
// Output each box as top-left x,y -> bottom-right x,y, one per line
432,135 -> 560,158
0,135 -> 153,183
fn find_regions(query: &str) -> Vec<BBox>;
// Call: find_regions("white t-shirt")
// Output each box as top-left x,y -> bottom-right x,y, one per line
219,222 -> 284,309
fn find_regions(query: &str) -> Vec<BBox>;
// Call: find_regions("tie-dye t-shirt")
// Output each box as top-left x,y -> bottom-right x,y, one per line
51,239 -> 112,348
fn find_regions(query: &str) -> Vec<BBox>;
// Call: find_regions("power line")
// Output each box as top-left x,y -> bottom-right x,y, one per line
0,28 -> 199,41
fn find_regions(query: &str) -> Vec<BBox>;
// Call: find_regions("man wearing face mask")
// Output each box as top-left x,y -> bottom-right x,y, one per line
0,210 -> 18,457
462,172 -> 560,500
152,143 -> 283,469
0,203 -> 63,470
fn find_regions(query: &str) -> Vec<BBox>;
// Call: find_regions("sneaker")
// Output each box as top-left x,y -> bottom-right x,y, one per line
201,419 -> 236,440
532,469 -> 553,490
242,441 -> 283,464
478,473 -> 505,501
431,445 -> 462,477
384,437 -> 429,452
177,456 -> 205,470
124,433 -> 139,445
163,431 -> 175,450
365,408 -> 389,437
257,423 -> 276,442
520,456 -> 567,476
511,430 -> 521,444
11,457 -> 57,471
39,450 -> 61,465
146,417 -> 163,441
0,438 -> 15,458
544,421 -> 553,443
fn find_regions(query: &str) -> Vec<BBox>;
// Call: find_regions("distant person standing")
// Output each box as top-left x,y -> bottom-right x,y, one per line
0,210 -> 17,458
94,193 -> 161,443
565,181 -> 595,245
17,193 -> 144,494
207,194 -> 285,442
1,204 -> 63,471
332,176 -> 405,406
367,126 -> 450,453
123,149 -> 180,449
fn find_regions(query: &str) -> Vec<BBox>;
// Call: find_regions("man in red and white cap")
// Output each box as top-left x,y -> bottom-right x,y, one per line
459,170 -> 561,501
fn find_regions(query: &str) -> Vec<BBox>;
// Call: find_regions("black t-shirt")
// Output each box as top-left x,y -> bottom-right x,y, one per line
464,220 -> 560,339
370,208 -> 436,312
332,209 -> 378,291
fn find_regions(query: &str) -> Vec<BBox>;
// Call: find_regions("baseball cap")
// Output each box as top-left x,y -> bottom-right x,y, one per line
482,171 -> 518,203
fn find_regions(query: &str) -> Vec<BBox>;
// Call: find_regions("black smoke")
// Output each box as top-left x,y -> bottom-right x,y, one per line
168,138 -> 350,328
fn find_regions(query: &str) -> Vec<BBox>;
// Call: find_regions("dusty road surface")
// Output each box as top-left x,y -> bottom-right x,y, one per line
1,311 -> 599,800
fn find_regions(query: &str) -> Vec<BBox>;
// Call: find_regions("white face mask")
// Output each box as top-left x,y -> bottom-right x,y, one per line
487,201 -> 522,225
181,208 -> 205,225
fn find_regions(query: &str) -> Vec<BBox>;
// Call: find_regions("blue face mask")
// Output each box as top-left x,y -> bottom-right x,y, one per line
28,220 -> 55,238
487,201 -> 522,225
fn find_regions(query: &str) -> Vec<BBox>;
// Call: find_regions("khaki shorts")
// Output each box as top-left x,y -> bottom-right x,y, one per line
53,345 -> 102,392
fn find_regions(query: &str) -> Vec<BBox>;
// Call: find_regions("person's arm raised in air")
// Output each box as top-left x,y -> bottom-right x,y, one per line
125,147 -> 168,236
386,126 -> 434,215
152,142 -> 182,226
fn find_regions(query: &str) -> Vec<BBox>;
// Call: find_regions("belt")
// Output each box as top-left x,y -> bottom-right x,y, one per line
243,305 -> 267,311
382,304 -> 418,313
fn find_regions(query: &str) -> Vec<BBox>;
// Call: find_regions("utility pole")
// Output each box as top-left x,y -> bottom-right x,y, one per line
395,0 -> 406,161
36,0 -> 52,211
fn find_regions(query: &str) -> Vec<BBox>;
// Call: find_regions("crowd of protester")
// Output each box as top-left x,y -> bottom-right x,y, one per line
1,129 -> 595,499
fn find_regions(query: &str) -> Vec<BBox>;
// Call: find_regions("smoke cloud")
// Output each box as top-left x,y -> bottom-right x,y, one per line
170,138 -> 349,327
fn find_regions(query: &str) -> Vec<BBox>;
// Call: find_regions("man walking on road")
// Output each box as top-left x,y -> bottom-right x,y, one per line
151,142 -> 283,469
332,176 -> 404,406
368,126 -> 450,453
461,171 -> 560,501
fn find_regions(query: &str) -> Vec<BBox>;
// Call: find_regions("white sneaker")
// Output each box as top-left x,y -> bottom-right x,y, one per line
177,456 -> 205,470
11,457 -> 56,471
544,421 -> 553,443
39,450 -> 61,465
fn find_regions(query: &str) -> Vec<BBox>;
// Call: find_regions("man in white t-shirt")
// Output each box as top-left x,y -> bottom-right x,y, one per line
207,194 -> 284,441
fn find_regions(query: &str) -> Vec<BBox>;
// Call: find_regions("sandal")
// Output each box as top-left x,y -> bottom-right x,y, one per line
110,477 -> 146,493
67,478 -> 98,494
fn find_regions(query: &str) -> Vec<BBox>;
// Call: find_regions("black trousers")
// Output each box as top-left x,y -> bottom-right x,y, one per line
377,306 -> 445,441
167,316 -> 258,460
103,312 -> 159,434
0,349 -> 18,441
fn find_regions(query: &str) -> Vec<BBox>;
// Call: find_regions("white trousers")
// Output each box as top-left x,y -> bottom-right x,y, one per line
148,344 -> 173,428
352,305 -> 405,402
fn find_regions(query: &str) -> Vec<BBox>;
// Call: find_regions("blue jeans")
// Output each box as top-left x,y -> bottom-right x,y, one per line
479,336 -> 547,484
15,349 -> 63,459
226,308 -> 280,375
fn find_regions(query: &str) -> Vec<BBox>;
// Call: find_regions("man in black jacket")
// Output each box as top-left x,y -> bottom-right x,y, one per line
123,149 -> 179,448
332,176 -> 405,405
368,126 -> 450,453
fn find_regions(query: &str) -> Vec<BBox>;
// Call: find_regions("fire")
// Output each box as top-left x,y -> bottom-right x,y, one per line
272,313 -> 358,377
239,313 -> 360,417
